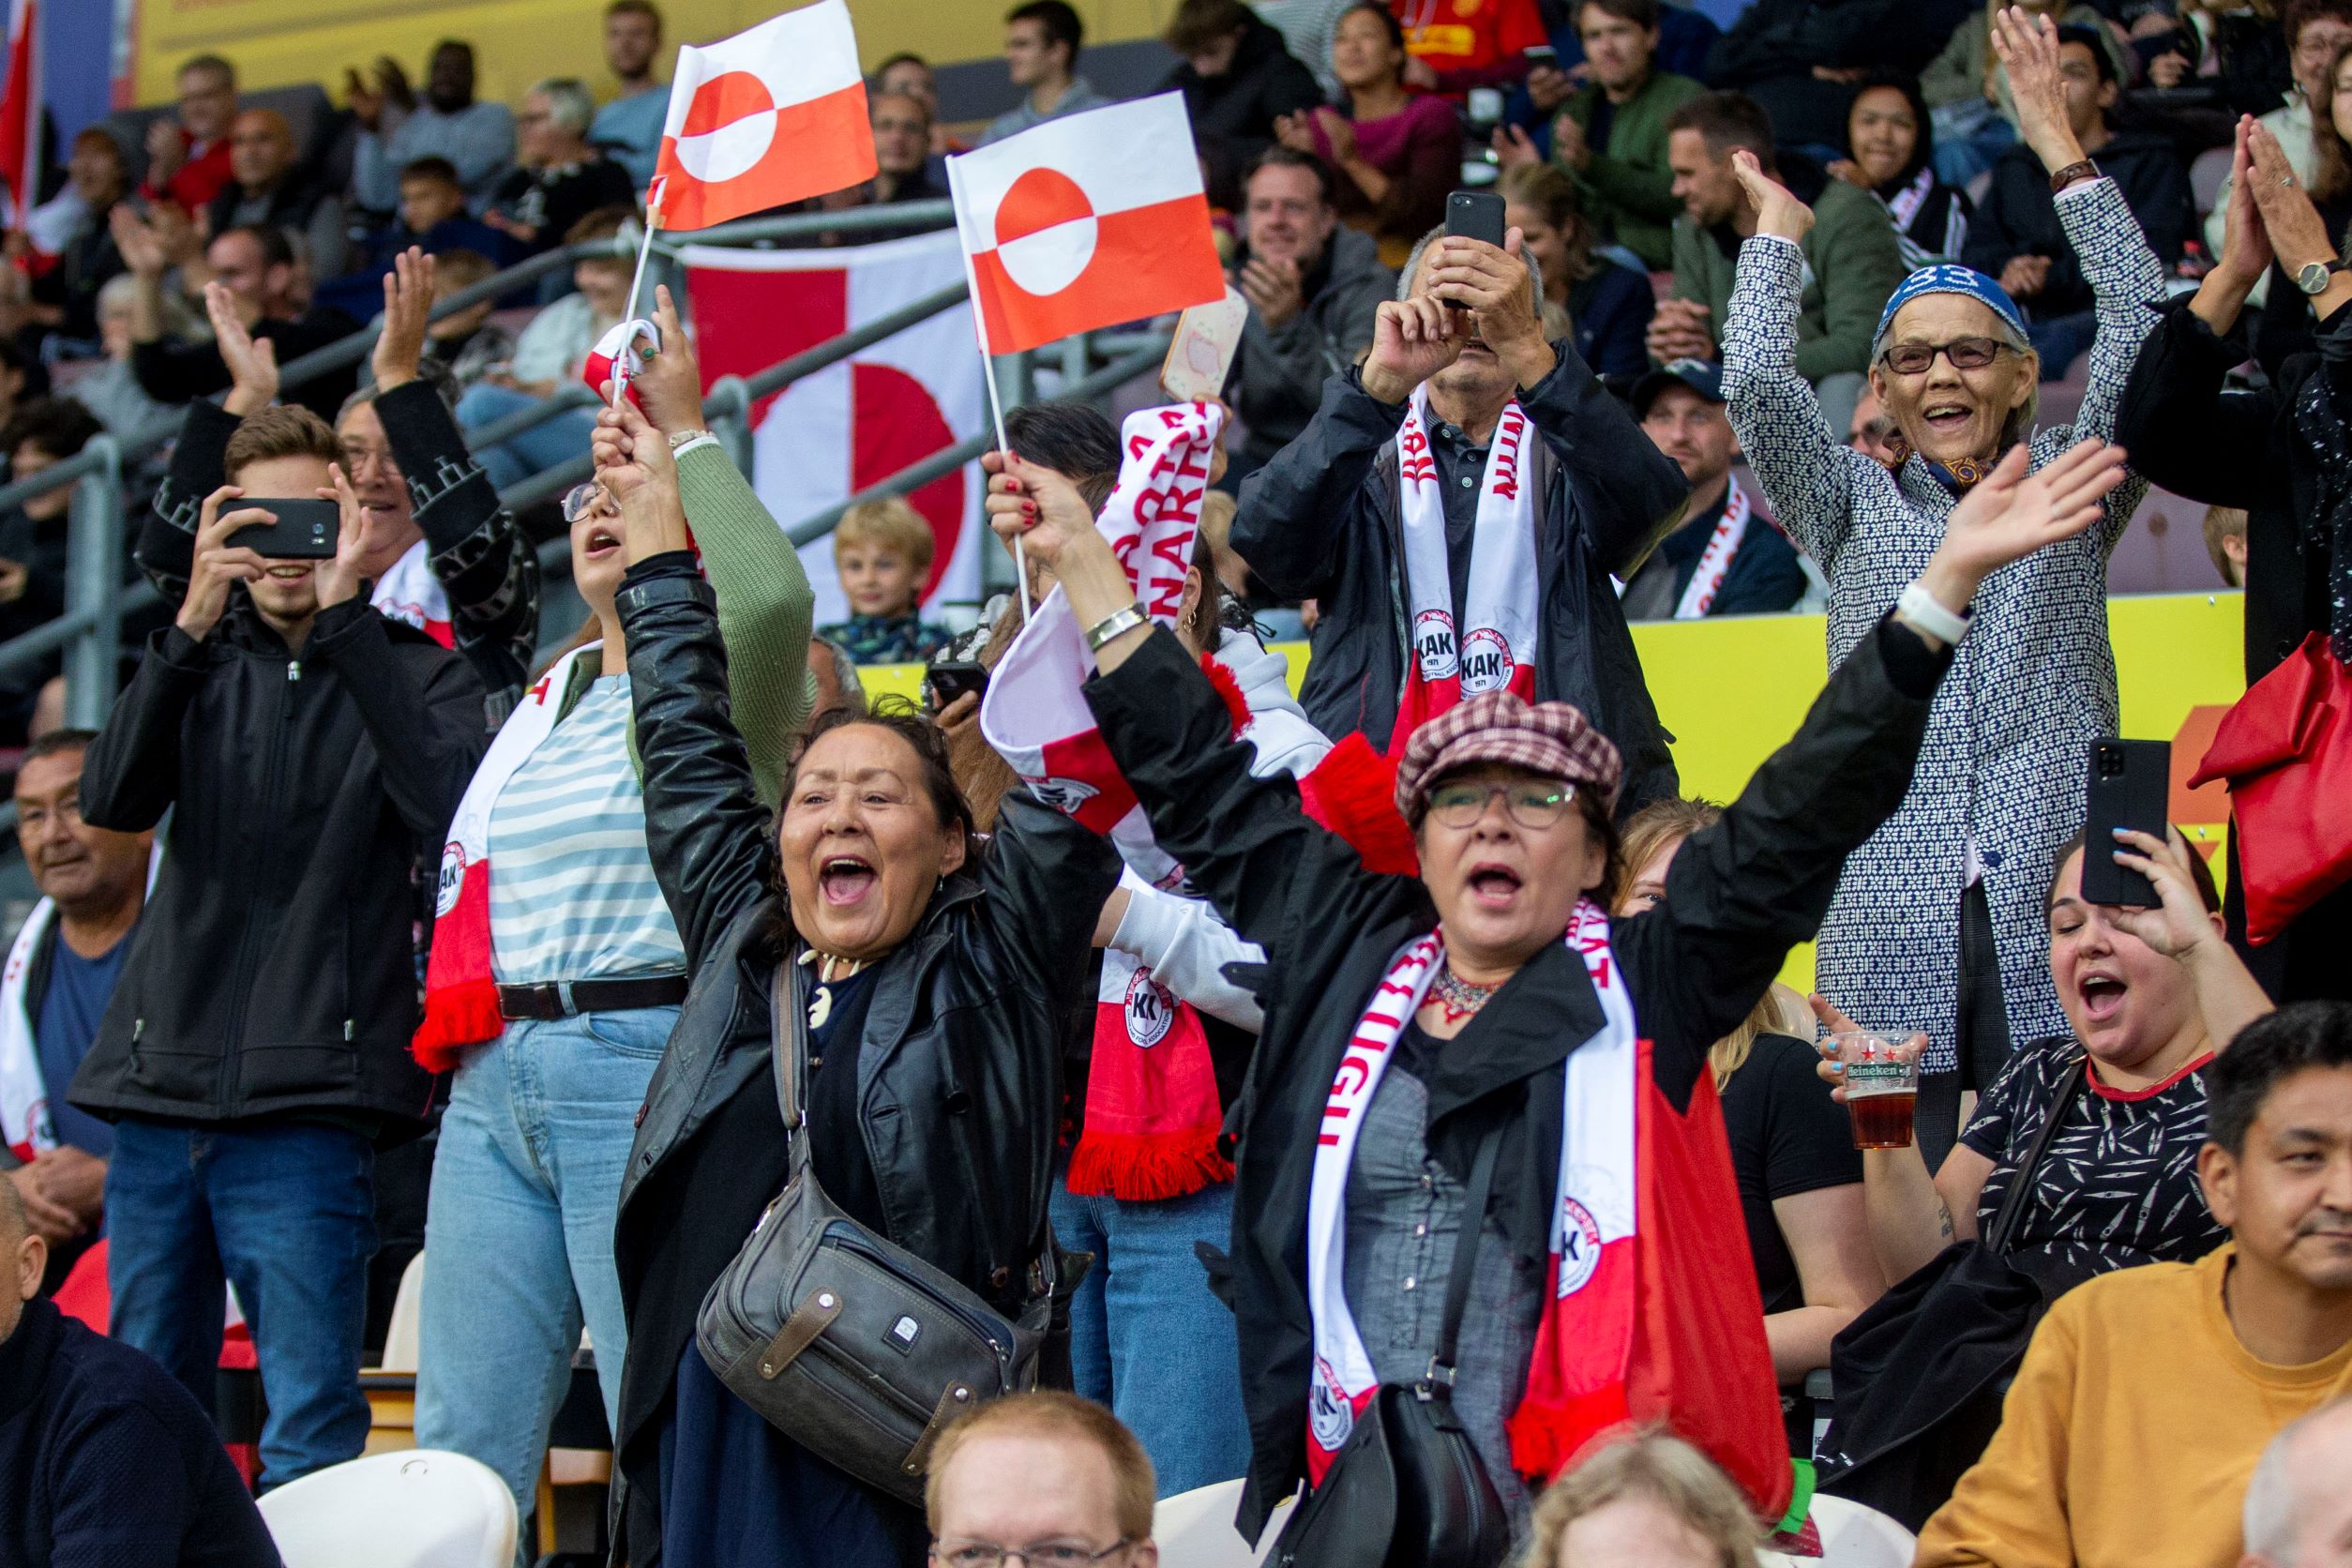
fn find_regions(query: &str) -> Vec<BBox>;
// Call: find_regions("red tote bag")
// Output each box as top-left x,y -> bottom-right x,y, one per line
2189,633 -> 2352,943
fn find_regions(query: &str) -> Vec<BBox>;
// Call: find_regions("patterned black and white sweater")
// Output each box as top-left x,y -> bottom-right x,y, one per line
1721,178 -> 2166,1074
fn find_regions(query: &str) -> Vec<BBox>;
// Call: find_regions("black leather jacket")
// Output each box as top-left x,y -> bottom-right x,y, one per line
607,561 -> 1120,1560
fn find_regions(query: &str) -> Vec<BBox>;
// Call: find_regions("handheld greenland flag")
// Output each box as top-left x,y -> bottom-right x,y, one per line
947,93 -> 1226,354
651,0 -> 875,233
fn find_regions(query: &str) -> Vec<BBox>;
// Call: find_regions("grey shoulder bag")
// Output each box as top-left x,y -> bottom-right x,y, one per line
695,958 -> 1053,1501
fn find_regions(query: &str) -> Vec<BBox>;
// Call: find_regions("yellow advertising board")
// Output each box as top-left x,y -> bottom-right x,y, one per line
857,592 -> 2249,991
129,0 -> 1168,112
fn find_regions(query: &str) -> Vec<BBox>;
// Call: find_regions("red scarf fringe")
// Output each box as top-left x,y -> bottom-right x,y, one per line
411,979 -> 502,1074
1065,1123 -> 1235,1201
1299,733 -> 1419,876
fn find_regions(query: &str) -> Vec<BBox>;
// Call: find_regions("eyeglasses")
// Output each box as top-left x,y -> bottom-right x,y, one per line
931,1541 -> 1136,1568
1877,337 -> 2010,375
561,483 -> 611,524
1425,779 -> 1574,830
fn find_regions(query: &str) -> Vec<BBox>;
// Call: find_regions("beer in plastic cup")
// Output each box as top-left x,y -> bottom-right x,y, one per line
1835,1031 -> 1919,1150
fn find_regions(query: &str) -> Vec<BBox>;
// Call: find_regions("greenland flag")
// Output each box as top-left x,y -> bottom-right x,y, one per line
947,94 -> 1226,354
651,0 -> 876,232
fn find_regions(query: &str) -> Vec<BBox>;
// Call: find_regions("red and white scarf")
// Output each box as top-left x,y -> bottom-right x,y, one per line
1674,479 -> 1751,621
1,848 -> 161,1160
412,642 -> 601,1070
372,538 -> 454,650
1307,900 -> 1635,1479
1390,386 -> 1540,754
1305,900 -> 1793,1519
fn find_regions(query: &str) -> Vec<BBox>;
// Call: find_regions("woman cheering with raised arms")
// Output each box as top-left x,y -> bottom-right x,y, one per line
987,402 -> 2127,1549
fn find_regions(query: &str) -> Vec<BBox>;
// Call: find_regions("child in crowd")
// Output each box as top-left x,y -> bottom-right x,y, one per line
417,249 -> 516,393
818,497 -> 951,663
2204,504 -> 2249,589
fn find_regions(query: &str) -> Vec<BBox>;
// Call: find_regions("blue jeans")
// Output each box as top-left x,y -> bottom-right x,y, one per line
106,1117 -> 377,1489
1931,101 -> 2017,188
415,1007 -> 673,1512
1050,1174 -> 1250,1496
456,383 -> 600,492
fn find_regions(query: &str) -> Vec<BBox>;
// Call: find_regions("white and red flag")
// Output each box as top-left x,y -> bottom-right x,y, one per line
651,0 -> 875,233
0,0 -> 38,228
947,93 -> 1225,354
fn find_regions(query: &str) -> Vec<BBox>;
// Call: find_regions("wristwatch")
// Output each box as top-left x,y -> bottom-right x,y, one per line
2297,259 -> 2352,295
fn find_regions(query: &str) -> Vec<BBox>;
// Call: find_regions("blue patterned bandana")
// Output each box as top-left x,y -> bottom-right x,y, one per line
1872,264 -> 2028,354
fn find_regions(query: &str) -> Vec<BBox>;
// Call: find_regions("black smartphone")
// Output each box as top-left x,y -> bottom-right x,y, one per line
927,660 -> 988,709
1524,43 -> 1558,66
226,498 -> 339,560
1444,189 -> 1507,249
2080,738 -> 2172,907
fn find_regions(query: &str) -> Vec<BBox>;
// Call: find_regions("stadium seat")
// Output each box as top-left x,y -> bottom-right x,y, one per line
2191,144 -> 2235,217
1763,1494 -> 1918,1567
379,1249 -> 426,1374
257,1449 -> 518,1568
1152,1480 -> 1294,1568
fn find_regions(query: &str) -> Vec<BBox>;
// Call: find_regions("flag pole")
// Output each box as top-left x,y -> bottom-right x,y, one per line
945,153 -> 1030,622
614,185 -> 664,408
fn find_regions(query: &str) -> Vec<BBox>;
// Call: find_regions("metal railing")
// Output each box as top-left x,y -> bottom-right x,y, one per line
0,194 -> 1170,739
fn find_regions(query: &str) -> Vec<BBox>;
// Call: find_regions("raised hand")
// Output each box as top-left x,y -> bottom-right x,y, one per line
1990,6 -> 2086,175
2214,116 -> 2274,290
2100,827 -> 2225,953
1237,252 -> 1304,330
1491,124 -> 1542,171
1918,438 -> 2127,614
590,400 -> 690,560
1809,993 -> 1927,1104
1420,231 -> 1552,384
145,117 -> 186,185
177,485 -> 272,641
109,205 -> 170,280
1360,294 -> 1468,404
312,463 -> 369,610
628,284 -> 709,435
2247,119 -> 2334,276
345,65 -> 385,131
205,280 -> 279,415
982,449 -> 1100,576
1730,149 -> 1813,241
1314,107 -> 1359,165
371,247 -> 436,392
1272,112 -> 1317,156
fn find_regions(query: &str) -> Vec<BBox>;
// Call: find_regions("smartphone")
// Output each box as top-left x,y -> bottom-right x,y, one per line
226,498 -> 339,560
1162,288 -> 1248,402
1524,43 -> 1558,66
2079,739 -> 2172,907
927,660 -> 989,709
1445,189 -> 1508,249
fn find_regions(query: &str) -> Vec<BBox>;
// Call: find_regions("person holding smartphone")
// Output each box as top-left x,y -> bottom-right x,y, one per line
68,402 -> 490,1490
1231,194 -> 1690,812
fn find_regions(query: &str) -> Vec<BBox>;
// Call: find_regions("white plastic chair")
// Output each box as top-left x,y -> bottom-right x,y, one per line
375,1251 -> 426,1374
1800,1494 -> 1917,1568
258,1449 -> 518,1568
1152,1479 -> 1296,1568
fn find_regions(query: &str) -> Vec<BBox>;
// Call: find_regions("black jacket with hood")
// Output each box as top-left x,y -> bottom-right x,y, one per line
1164,11 -> 1324,209
1231,339 -> 1690,812
68,584 -> 485,1131
606,560 -> 1121,1563
1082,614 -> 1950,1536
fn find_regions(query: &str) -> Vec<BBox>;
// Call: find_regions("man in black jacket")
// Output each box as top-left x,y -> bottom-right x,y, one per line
143,251 -> 541,722
1962,26 -> 2193,380
0,1180 -> 278,1568
73,404 -> 487,1488
118,218 -> 360,422
1231,224 -> 1689,811
1162,0 -> 1323,211
207,108 -> 347,278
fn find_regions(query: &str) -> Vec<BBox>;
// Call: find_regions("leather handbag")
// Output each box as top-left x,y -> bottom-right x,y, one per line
2189,632 -> 2352,944
1269,1127 -> 1511,1568
695,959 -> 1054,1503
1817,1057 -> 2088,1530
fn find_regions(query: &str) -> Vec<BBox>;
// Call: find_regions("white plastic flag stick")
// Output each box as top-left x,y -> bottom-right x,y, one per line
946,152 -> 1031,623
612,186 -> 664,407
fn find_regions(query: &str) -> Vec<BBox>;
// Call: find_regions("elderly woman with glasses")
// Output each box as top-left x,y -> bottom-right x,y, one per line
986,416 -> 2123,1545
407,289 -> 816,1522
1720,7 -> 2167,1170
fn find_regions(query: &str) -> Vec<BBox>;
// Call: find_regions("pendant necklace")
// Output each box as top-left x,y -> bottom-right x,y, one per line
1429,963 -> 1500,1025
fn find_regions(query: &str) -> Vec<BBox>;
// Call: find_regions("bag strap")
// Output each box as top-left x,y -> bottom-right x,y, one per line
1423,1123 -> 1506,1393
768,959 -> 813,1180
1986,1054 -> 2088,1256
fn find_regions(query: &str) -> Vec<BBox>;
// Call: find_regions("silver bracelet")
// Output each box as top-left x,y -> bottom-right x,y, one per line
666,429 -> 713,450
1083,603 -> 1149,654
1896,580 -> 1972,645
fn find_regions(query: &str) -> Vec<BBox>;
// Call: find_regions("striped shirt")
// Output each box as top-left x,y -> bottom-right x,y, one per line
487,673 -> 685,984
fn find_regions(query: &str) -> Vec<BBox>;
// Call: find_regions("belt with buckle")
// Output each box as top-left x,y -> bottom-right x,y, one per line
495,974 -> 689,1020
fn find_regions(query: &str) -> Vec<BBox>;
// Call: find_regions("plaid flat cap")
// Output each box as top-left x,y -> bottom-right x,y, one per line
1394,691 -> 1624,820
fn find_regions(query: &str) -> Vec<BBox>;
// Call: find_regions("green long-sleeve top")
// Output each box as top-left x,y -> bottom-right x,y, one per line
1562,70 -> 1705,274
1669,176 -> 1907,383
569,438 -> 813,807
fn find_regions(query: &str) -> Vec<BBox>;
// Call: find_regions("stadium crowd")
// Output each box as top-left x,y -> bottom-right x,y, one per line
3,0 -> 2352,1565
